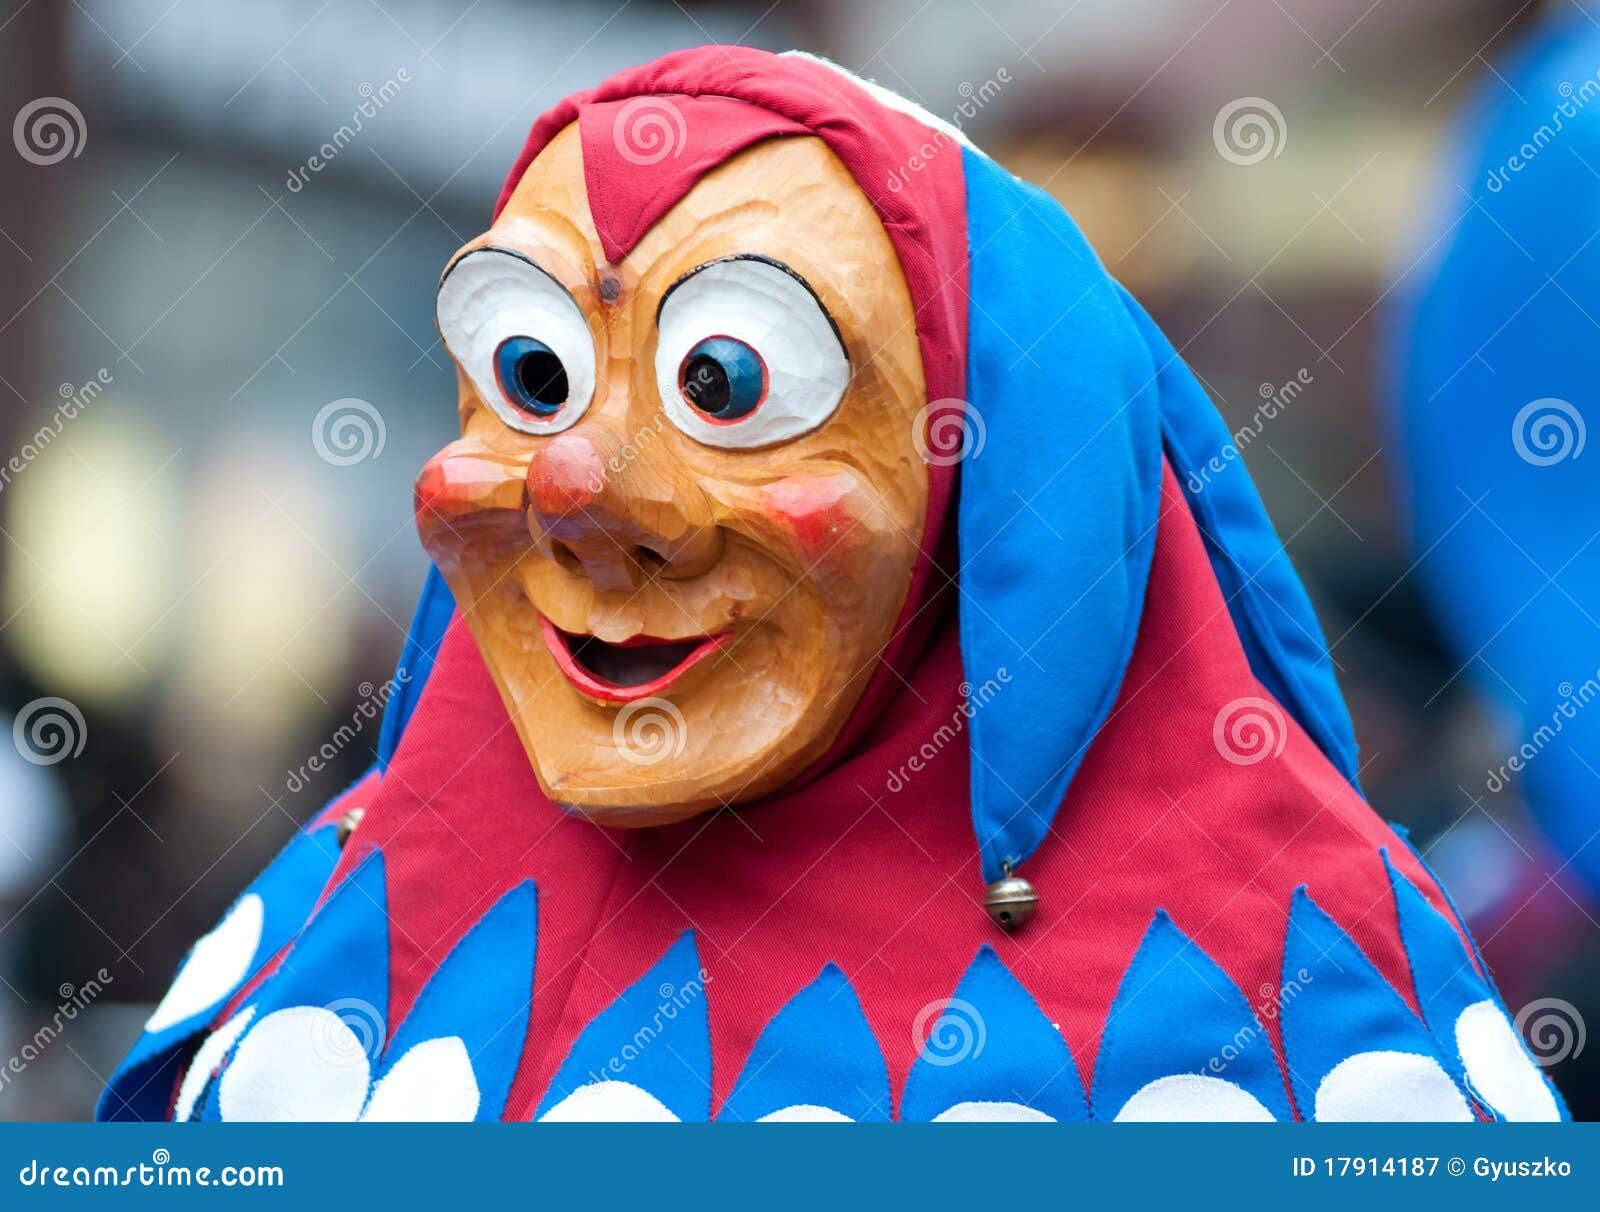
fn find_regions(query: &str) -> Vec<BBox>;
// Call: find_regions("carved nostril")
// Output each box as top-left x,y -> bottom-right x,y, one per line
550,540 -> 584,575
635,545 -> 669,579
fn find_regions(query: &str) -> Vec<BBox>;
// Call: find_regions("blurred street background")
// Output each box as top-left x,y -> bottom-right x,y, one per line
0,0 -> 1596,1119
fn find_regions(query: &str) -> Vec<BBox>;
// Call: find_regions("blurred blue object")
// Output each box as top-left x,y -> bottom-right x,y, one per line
1392,8 -> 1600,897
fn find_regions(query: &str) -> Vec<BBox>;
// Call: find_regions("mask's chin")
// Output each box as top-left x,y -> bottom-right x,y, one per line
506,612 -> 848,828
449,537 -> 893,826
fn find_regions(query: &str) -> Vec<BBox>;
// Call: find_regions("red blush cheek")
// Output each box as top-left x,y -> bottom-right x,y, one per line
760,475 -> 869,571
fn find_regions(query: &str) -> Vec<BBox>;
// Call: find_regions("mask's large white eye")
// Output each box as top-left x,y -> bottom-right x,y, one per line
654,257 -> 849,448
436,248 -> 596,435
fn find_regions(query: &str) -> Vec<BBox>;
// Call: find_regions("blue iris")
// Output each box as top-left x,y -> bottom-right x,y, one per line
494,336 -> 568,417
679,336 -> 765,421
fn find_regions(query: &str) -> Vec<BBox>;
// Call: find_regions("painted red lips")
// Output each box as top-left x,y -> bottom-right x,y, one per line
539,615 -> 730,702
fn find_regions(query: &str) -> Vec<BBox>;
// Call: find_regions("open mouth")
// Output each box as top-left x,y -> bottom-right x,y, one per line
539,615 -> 729,702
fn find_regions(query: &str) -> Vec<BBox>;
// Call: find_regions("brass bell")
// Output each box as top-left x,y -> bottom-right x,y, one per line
984,873 -> 1037,931
336,806 -> 365,849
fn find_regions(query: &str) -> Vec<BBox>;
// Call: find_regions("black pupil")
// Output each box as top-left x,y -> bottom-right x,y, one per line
517,348 -> 568,408
682,354 -> 730,416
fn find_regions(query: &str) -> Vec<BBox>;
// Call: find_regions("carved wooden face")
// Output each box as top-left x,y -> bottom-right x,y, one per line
417,125 -> 928,825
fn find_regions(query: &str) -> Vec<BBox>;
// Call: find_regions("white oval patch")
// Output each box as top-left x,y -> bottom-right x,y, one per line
538,1081 -> 681,1122
931,1101 -> 1056,1123
755,1104 -> 853,1122
1114,1073 -> 1277,1122
218,1005 -> 371,1122
146,894 -> 264,1033
1454,1000 -> 1561,1122
173,1006 -> 256,1122
1313,1050 -> 1473,1122
362,1036 -> 481,1122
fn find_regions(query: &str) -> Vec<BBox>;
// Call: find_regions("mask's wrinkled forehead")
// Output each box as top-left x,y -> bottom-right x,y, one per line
573,94 -> 809,264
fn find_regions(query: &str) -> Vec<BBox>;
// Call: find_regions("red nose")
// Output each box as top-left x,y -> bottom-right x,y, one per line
521,426 -> 725,590
525,431 -> 609,521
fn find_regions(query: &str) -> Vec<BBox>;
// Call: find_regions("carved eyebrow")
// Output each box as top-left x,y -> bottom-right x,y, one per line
438,245 -> 571,297
655,253 -> 844,347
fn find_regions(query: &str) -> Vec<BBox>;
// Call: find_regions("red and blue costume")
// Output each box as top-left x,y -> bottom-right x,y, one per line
103,47 -> 1564,1123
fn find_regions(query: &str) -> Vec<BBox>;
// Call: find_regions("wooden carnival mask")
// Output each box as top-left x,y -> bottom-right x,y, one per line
416,126 -> 929,825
